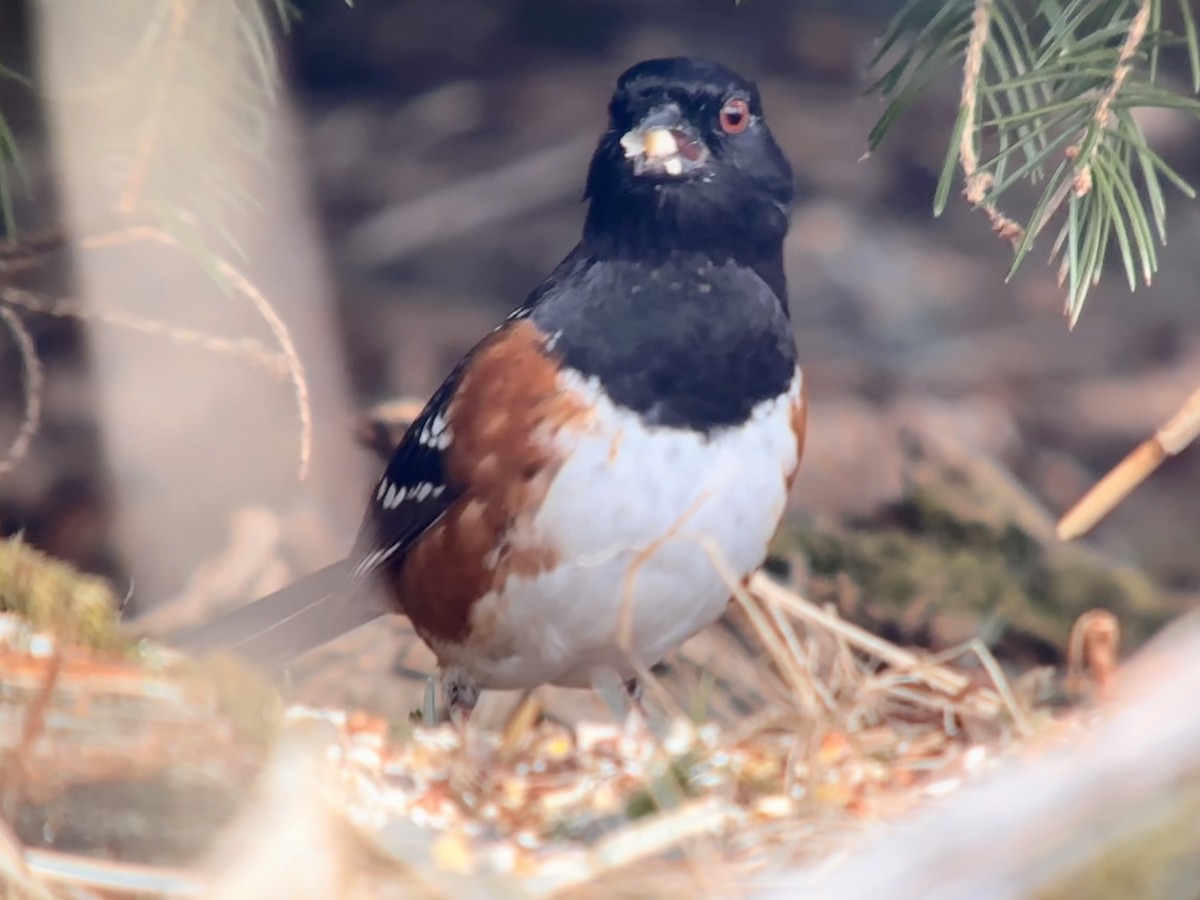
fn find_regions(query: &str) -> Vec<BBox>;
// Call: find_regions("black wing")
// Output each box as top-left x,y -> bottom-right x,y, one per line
345,372 -> 464,584
344,261 -> 580,583
168,253 -> 589,666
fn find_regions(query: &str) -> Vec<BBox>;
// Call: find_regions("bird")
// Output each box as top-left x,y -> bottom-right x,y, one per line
173,56 -> 807,718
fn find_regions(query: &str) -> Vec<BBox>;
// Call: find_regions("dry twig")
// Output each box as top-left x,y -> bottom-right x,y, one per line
80,226 -> 312,478
0,305 -> 43,479
959,0 -> 1024,243
2,285 -> 290,379
1057,382 -> 1200,539
1065,609 -> 1120,700
1069,0 -> 1152,198
749,572 -> 998,714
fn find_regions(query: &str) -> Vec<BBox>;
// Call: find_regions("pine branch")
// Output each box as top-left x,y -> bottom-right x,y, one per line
0,64 -> 31,240
100,0 -> 300,257
0,304 -> 42,478
0,1 -> 321,483
869,0 -> 1200,326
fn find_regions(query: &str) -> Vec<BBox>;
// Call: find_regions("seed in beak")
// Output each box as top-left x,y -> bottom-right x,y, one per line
642,127 -> 678,159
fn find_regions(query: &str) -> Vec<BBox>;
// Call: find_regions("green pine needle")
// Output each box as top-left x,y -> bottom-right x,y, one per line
868,0 -> 1200,326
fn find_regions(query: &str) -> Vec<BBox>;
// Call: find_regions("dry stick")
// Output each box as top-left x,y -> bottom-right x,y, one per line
2,285 -> 290,378
80,226 -> 312,479
1057,382 -> 1200,540
0,306 -> 43,479
498,688 -> 542,756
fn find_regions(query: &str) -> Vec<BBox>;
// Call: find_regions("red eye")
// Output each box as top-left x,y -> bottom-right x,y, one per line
719,98 -> 751,134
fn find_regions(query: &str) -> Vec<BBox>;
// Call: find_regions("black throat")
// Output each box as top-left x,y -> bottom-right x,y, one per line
529,246 -> 797,435
582,187 -> 791,304
582,140 -> 794,305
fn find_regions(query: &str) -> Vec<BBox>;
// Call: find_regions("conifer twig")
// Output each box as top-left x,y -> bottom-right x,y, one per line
81,226 -> 312,479
0,305 -> 42,479
960,0 -> 1024,243
2,285 -> 290,378
869,0 -> 1200,325
119,0 -> 194,216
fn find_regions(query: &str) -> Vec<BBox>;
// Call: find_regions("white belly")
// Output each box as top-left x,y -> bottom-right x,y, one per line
436,367 -> 803,690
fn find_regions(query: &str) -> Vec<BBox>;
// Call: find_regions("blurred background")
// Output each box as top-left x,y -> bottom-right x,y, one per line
0,0 -> 1197,716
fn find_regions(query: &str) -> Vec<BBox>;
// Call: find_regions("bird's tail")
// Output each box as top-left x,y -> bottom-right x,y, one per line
169,559 -> 387,671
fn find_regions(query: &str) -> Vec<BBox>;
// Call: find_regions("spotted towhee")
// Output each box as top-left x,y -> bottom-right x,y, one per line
175,57 -> 806,715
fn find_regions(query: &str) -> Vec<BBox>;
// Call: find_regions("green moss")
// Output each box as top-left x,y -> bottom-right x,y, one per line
0,537 -> 284,751
0,535 -> 131,652
774,444 -> 1171,655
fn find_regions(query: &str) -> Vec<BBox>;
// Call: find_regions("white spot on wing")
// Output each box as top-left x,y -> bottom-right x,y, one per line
379,481 -> 445,510
418,411 -> 453,451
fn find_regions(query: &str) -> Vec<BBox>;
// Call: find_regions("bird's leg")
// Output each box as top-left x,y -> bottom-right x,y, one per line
622,676 -> 655,738
623,677 -> 644,706
439,667 -> 480,727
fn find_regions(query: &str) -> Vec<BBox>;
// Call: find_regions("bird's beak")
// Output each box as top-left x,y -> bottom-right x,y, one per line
619,105 -> 708,177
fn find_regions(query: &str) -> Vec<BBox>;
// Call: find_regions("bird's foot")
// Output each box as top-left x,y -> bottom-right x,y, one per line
439,666 -> 480,728
623,677 -> 644,704
621,676 -> 657,739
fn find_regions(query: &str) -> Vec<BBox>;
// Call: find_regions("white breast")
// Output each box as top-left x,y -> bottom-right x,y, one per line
435,367 -> 803,690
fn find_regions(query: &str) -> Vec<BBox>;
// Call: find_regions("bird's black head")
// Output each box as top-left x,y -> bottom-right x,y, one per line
583,57 -> 794,292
